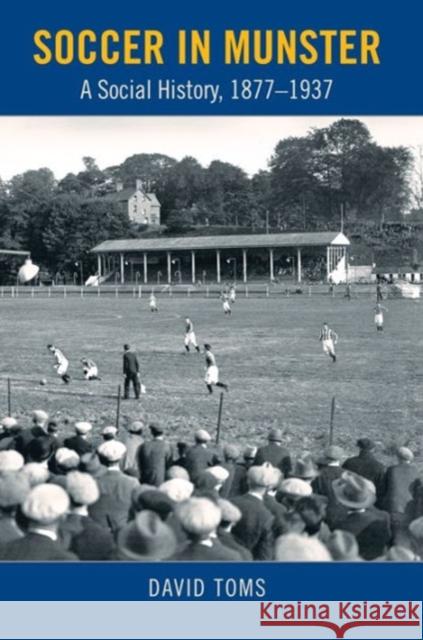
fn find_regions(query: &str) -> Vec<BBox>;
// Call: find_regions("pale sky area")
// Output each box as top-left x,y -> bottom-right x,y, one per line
0,116 -> 422,180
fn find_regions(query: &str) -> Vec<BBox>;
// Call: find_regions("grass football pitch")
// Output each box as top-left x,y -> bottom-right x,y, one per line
1,294 -> 422,464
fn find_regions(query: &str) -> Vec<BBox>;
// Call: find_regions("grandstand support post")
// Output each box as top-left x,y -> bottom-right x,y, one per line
215,392 -> 224,445
97,255 -> 102,278
120,253 -> 125,284
115,385 -> 121,430
216,250 -> 221,284
329,396 -> 336,445
7,378 -> 11,416
191,250 -> 196,284
242,249 -> 248,283
167,252 -> 172,284
143,253 -> 148,284
297,248 -> 302,283
269,248 -> 274,281
138,286 -> 142,298
326,246 -> 330,282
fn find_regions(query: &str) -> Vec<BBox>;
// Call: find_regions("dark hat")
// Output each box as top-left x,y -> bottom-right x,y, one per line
132,489 -> 174,520
326,530 -> 361,561
79,453 -> 105,478
123,344 -> 130,351
149,423 -> 164,437
47,421 -> 59,434
332,471 -> 376,510
357,437 -> 376,451
26,437 -> 54,463
290,455 -> 318,480
268,428 -> 283,442
117,511 -> 177,560
203,343 -> 211,350
295,495 -> 328,532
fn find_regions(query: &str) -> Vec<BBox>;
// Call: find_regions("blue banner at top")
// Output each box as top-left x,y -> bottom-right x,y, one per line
0,0 -> 422,115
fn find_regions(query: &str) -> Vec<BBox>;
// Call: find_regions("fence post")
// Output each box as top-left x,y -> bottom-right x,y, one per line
64,287 -> 67,298
48,287 -> 51,298
169,287 -> 172,297
245,285 -> 248,298
115,288 -> 118,298
80,287 -> 84,298
97,287 -> 101,297
308,286 -> 311,297
206,286 -> 209,298
31,288 -> 34,298
138,286 -> 142,298
266,286 -> 269,298
11,287 -> 14,298
132,287 -> 136,298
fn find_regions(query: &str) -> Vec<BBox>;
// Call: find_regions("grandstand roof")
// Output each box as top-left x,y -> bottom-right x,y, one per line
92,231 -> 349,254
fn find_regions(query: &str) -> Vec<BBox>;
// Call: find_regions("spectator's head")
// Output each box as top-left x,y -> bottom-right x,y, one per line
32,410 -> 49,429
277,478 -> 313,509
128,421 -> 144,435
205,466 -> 229,492
0,471 -> 31,514
47,421 -> 59,436
268,428 -> 283,444
159,479 -> 194,503
326,530 -> 361,561
79,452 -> 104,478
0,450 -> 24,476
223,444 -> 240,462
194,429 -> 211,445
321,445 -> 344,466
356,437 -> 376,452
273,511 -> 305,538
217,498 -> 241,532
1,417 -> 19,434
75,422 -> 92,438
289,455 -> 318,482
26,438 -> 54,464
149,423 -> 164,438
22,463 -> 50,487
116,511 -> 177,561
332,471 -> 376,511
175,497 -> 221,541
396,446 -> 414,464
54,448 -> 80,474
275,533 -> 332,561
101,426 -> 118,441
97,440 -> 127,467
383,545 -> 419,562
124,344 -> 130,352
295,495 -> 328,535
166,465 -> 190,481
243,446 -> 257,465
22,483 -> 69,531
176,441 -> 188,457
247,463 -> 277,495
66,471 -> 99,509
408,517 -> 423,557
131,489 -> 174,521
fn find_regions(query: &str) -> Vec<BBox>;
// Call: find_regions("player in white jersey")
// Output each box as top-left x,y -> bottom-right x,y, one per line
319,323 -> 338,362
81,357 -> 100,380
221,293 -> 231,315
184,317 -> 200,353
204,344 -> 228,394
47,344 -> 71,383
374,303 -> 387,331
229,285 -> 236,304
149,293 -> 158,312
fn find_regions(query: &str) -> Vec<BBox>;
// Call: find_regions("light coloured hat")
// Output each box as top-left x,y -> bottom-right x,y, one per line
332,471 -> 376,510
1,417 -> 17,429
267,466 -> 283,490
217,498 -> 242,525
75,421 -> 92,435
384,545 -> 418,561
97,440 -> 127,462
248,463 -> 280,488
22,483 -> 70,524
409,516 -> 423,540
224,444 -> 240,461
22,463 -> 50,487
397,446 -> 414,462
279,478 -> 313,498
166,465 -> 190,481
128,421 -> 144,434
102,425 -> 118,438
55,447 -> 80,470
32,410 -> 49,424
326,529 -> 360,561
0,472 -> 31,507
206,466 -> 230,484
159,479 -> 194,503
66,471 -> 99,506
323,445 -> 344,462
176,497 -> 221,536
195,429 -> 211,443
275,533 -> 332,561
0,451 -> 25,474
117,510 -> 177,560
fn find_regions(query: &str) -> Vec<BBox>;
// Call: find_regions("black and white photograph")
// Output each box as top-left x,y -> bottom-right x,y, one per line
0,115 -> 423,562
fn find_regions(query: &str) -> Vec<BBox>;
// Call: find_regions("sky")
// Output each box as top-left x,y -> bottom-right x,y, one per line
0,116 -> 422,180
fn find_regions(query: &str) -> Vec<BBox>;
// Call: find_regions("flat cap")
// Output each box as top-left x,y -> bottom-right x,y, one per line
397,446 -> 414,462
55,447 -> 80,470
224,444 -> 240,461
102,426 -> 118,439
0,450 -> 25,474
217,498 -> 242,525
275,533 -> 331,561
128,421 -> 144,434
176,497 -> 221,536
32,410 -> 49,424
0,472 -> 31,507
206,466 -> 230,484
247,463 -> 277,488
159,479 -> 194,503
166,465 -> 190,481
278,478 -> 313,498
1,417 -> 17,429
22,483 -> 70,524
324,445 -> 344,461
194,429 -> 211,443
66,471 -> 99,506
22,463 -> 50,487
97,440 -> 127,462
75,422 -> 92,435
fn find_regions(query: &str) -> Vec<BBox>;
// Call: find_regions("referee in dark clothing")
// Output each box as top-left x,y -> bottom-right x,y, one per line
123,344 -> 141,399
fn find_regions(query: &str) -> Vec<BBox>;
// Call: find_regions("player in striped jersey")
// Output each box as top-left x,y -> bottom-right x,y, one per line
184,317 -> 200,353
319,323 -> 338,362
204,343 -> 228,394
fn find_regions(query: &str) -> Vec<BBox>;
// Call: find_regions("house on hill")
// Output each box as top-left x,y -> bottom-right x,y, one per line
103,179 -> 161,226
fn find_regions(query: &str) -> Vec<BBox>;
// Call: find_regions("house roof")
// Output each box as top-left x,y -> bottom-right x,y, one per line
102,189 -> 161,205
91,231 -> 349,254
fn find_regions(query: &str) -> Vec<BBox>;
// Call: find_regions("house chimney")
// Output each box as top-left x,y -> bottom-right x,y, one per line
116,180 -> 123,192
136,179 -> 143,192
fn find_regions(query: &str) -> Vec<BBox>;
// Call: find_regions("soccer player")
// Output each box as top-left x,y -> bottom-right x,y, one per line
149,293 -> 158,312
47,344 -> 71,383
204,343 -> 228,394
374,303 -> 388,331
184,317 -> 200,353
81,357 -> 100,380
222,292 -> 232,315
319,323 -> 338,363
229,285 -> 236,304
